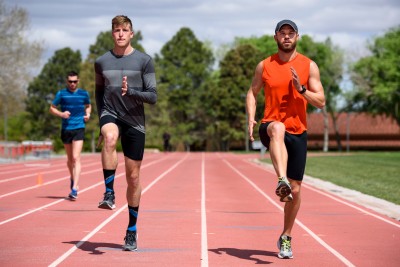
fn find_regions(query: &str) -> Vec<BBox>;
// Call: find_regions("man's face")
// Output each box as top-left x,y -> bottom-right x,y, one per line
274,25 -> 299,53
112,23 -> 134,48
67,76 -> 79,91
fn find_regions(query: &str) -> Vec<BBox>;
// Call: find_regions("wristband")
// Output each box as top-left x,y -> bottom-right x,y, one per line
300,85 -> 307,94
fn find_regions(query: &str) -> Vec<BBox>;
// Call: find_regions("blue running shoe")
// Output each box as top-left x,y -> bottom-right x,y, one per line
68,189 -> 78,200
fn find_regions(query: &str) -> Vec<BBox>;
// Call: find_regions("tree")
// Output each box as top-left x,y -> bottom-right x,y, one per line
155,27 -> 214,150
351,26 -> 400,125
235,35 -> 277,56
298,36 -> 344,151
0,0 -> 43,140
25,48 -> 81,149
206,44 -> 264,150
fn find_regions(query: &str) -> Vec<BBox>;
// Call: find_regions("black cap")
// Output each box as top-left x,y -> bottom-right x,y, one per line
275,19 -> 298,33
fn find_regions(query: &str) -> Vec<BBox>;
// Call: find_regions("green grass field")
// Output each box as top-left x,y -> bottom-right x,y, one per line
261,152 -> 400,205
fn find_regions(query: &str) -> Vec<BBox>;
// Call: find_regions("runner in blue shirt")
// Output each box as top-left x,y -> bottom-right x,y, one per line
50,71 -> 91,200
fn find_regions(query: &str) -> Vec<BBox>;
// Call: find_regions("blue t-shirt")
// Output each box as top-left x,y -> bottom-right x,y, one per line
52,88 -> 91,130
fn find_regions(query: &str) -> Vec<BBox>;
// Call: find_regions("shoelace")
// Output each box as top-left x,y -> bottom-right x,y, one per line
104,192 -> 114,201
281,239 -> 291,251
125,232 -> 136,245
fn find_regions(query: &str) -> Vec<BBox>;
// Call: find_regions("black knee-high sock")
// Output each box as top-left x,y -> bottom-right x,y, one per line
127,206 -> 139,231
103,169 -> 115,193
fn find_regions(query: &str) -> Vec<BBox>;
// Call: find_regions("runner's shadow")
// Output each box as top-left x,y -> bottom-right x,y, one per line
209,247 -> 276,264
63,241 -> 123,255
38,196 -> 67,199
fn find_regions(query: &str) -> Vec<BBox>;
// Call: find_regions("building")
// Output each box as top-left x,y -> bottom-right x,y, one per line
307,112 -> 400,150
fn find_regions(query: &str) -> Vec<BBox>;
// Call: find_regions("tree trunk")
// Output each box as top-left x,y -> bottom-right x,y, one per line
91,130 -> 95,153
330,111 -> 342,151
3,103 -> 8,141
322,106 -> 329,152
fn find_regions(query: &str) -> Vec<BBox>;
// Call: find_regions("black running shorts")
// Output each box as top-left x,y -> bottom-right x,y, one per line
100,115 -> 145,161
61,128 -> 85,144
259,122 -> 307,181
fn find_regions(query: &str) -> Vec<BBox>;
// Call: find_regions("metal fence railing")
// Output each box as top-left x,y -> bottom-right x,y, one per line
0,141 -> 53,162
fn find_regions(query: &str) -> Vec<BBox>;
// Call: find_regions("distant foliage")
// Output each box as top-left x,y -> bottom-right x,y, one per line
351,26 -> 400,125
0,0 -> 43,140
153,27 -> 214,150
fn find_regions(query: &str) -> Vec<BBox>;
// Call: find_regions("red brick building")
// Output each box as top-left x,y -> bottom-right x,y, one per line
307,112 -> 400,150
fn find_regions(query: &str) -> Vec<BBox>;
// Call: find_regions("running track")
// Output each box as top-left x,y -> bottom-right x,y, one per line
0,152 -> 399,266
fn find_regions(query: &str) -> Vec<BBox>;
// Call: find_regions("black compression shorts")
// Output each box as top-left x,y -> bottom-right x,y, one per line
61,128 -> 85,144
259,122 -> 307,181
100,115 -> 145,161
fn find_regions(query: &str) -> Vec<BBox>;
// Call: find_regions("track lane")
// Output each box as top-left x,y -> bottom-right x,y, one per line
229,153 -> 400,266
0,152 -> 398,266
0,152 -> 181,266
50,152 -> 193,266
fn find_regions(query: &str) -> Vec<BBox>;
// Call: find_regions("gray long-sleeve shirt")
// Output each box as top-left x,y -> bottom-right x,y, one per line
94,49 -> 157,133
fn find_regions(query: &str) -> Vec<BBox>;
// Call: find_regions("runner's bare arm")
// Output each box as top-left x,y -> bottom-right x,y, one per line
84,104 -> 92,122
49,104 -> 70,119
302,61 -> 325,109
246,61 -> 264,142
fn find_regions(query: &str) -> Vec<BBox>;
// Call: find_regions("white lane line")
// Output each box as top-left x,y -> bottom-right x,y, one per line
201,152 -> 209,267
302,183 -> 400,228
248,159 -> 400,228
0,170 -> 97,199
223,159 -> 356,267
48,153 -> 189,267
0,161 -> 99,184
0,180 -> 105,226
0,156 -> 169,225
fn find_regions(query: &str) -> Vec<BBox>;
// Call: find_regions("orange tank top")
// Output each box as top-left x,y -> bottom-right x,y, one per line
261,53 -> 310,134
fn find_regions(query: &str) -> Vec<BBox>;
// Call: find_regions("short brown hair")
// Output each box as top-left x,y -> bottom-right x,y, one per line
112,15 -> 133,31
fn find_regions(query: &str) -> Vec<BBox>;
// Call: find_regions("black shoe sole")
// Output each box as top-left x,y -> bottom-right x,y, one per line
123,246 -> 138,251
275,184 -> 291,198
68,195 -> 77,200
98,202 -> 115,210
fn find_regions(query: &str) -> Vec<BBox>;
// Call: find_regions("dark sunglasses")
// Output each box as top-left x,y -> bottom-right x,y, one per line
68,80 -> 78,84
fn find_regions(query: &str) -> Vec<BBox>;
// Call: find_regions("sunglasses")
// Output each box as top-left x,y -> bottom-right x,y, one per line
68,80 -> 78,84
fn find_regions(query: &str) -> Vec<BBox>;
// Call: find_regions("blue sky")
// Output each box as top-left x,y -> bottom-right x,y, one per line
5,0 -> 400,70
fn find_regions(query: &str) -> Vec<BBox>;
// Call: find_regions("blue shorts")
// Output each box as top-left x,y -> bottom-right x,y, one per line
100,115 -> 145,161
259,122 -> 307,181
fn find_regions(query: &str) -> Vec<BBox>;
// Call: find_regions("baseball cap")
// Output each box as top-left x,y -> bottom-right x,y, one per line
275,19 -> 298,33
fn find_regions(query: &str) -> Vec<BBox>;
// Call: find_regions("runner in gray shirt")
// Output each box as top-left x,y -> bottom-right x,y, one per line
94,15 -> 157,252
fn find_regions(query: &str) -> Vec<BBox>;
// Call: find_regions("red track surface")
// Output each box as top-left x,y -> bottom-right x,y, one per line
0,152 -> 399,266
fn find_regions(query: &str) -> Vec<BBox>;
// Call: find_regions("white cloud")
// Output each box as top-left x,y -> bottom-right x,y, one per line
5,0 -> 400,71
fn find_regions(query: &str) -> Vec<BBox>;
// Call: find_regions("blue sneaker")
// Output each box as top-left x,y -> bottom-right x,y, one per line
68,189 -> 78,200
277,235 -> 293,259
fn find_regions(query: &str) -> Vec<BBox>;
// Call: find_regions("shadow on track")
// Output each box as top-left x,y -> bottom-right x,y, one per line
209,247 -> 276,264
63,241 -> 123,255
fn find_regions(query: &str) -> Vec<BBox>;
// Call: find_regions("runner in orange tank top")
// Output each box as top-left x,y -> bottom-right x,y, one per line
246,19 -> 325,259
261,53 -> 310,134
